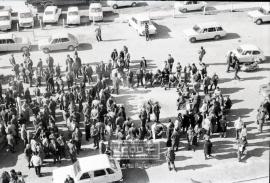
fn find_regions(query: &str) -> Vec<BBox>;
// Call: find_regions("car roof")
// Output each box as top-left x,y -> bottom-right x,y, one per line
78,154 -> 111,172
0,33 -> 13,39
239,44 -> 259,50
90,3 -> 102,8
17,7 -> 31,13
68,6 -> 79,12
0,10 -> 10,16
196,22 -> 222,28
45,6 -> 57,11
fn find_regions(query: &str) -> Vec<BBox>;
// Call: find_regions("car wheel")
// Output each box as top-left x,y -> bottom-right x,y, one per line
43,48 -> 50,53
112,4 -> 118,9
214,35 -> 221,40
190,37 -> 196,43
68,45 -> 75,51
21,46 -> 29,52
182,8 -> 187,13
255,19 -> 262,25
131,2 -> 137,7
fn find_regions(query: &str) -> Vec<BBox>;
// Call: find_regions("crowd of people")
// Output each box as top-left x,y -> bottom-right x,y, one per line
0,43 -> 269,181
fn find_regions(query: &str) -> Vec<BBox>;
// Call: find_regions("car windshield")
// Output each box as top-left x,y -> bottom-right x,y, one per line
258,7 -> 267,14
193,25 -> 201,32
68,11 -> 78,16
90,8 -> 101,13
45,11 -> 54,15
236,47 -> 243,54
20,12 -> 32,18
0,16 -> 10,21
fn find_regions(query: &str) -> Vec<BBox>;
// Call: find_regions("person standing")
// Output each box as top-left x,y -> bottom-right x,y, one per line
112,73 -> 121,95
95,25 -> 102,42
67,140 -> 77,163
136,68 -> 144,88
9,54 -> 16,67
219,115 -> 228,138
30,152 -> 42,177
234,59 -> 241,80
210,72 -> 219,91
167,54 -> 174,73
165,147 -> 177,171
204,135 -> 213,160
153,102 -> 161,122
17,171 -> 25,183
145,22 -> 150,41
226,51 -> 233,72
171,127 -> 180,151
198,46 -> 206,63
176,62 -> 182,81
127,70 -> 134,88
234,117 -> 243,140
257,108 -> 266,133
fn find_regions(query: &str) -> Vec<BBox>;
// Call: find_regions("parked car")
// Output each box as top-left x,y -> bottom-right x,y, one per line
18,7 -> 34,28
89,3 -> 103,21
107,0 -> 137,9
259,83 -> 270,99
248,6 -> 270,25
0,33 -> 31,52
52,154 -> 122,183
67,6 -> 80,25
174,1 -> 207,13
0,10 -> 12,31
183,22 -> 227,42
43,6 -> 61,24
38,33 -> 78,53
230,44 -> 266,64
128,15 -> 157,36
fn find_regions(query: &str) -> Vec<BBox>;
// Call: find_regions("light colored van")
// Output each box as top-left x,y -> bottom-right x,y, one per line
43,6 -> 62,24
67,6 -> 80,25
128,15 -> 157,36
0,10 -> 12,31
89,3 -> 103,22
18,7 -> 34,28
183,22 -> 227,43
52,154 -> 122,183
0,33 -> 31,52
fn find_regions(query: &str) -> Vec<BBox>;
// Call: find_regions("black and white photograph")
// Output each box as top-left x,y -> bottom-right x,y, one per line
0,0 -> 269,183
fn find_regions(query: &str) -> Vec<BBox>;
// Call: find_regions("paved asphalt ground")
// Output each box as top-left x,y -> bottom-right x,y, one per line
0,1 -> 270,183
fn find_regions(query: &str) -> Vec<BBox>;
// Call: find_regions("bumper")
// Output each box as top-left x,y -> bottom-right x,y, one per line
0,25 -> 11,31
20,22 -> 33,27
43,19 -> 57,23
67,20 -> 80,25
89,16 -> 103,21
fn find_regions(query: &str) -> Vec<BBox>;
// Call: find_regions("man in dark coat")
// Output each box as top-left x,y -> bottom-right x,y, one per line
165,147 -> 176,171
171,128 -> 180,151
204,135 -> 213,160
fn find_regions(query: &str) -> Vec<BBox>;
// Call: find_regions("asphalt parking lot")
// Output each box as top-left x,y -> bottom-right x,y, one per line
0,2 -> 270,183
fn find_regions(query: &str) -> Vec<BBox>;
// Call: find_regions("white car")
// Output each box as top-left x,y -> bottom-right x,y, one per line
128,15 -> 157,36
0,10 -> 12,31
43,6 -> 62,24
52,154 -> 122,183
174,1 -> 207,13
89,3 -> 103,21
67,6 -> 80,25
230,44 -> 266,63
0,33 -> 31,52
107,0 -> 137,9
183,22 -> 227,42
248,6 -> 270,25
18,8 -> 34,28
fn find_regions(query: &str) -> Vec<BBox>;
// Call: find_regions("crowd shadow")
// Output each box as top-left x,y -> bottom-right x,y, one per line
218,78 -> 233,84
220,87 -> 244,95
102,38 -> 126,42
129,59 -> 157,71
122,168 -> 150,183
242,76 -> 266,81
78,43 -> 92,51
228,108 -> 254,121
176,164 -> 211,171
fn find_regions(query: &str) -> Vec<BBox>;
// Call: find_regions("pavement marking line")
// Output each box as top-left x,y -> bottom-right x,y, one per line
231,176 -> 269,183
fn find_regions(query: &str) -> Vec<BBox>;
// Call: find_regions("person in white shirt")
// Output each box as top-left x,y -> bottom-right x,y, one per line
234,117 -> 243,140
30,152 -> 42,177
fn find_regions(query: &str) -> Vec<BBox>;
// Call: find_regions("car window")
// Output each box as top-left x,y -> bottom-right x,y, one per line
94,169 -> 106,177
186,1 -> 192,5
106,168 -> 115,174
61,38 -> 69,42
52,39 -> 60,44
203,28 -> 208,33
253,50 -> 260,55
207,27 -> 216,32
80,172 -> 91,180
7,39 -> 15,44
216,27 -> 223,31
243,51 -> 252,55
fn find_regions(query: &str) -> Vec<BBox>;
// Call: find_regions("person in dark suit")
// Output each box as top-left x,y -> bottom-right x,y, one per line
204,135 -> 213,160
233,58 -> 241,80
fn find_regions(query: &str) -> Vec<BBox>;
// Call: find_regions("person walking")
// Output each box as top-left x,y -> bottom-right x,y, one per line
257,108 -> 266,133
234,59 -> 241,80
165,147 -> 177,171
30,152 -> 42,177
112,73 -> 121,95
145,22 -> 150,41
234,117 -> 243,140
226,51 -> 233,72
136,68 -> 144,88
198,46 -> 206,63
95,25 -> 102,42
24,144 -> 32,169
67,140 -> 77,163
153,102 -> 161,122
171,127 -> 180,151
219,115 -> 228,138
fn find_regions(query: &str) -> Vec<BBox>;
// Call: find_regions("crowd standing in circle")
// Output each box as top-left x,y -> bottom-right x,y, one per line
0,44 -> 269,181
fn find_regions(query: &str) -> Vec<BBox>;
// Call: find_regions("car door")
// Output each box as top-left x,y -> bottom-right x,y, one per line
207,27 -> 216,39
51,38 -> 61,51
105,168 -> 116,182
0,39 -> 7,52
198,28 -> 208,40
7,39 -> 17,51
78,172 -> 93,183
93,169 -> 108,183
240,50 -> 252,63
252,50 -> 261,61
60,38 -> 70,50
